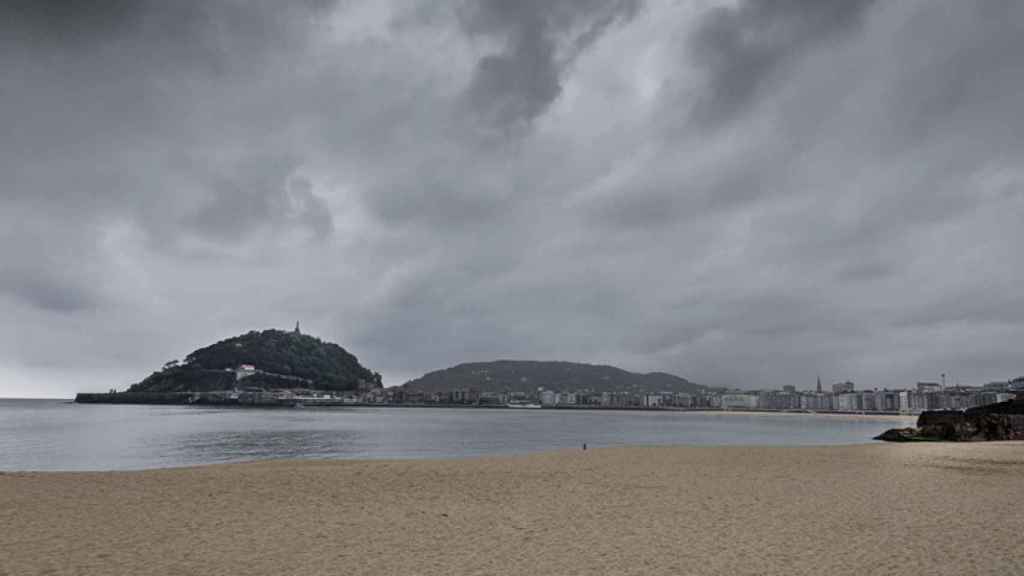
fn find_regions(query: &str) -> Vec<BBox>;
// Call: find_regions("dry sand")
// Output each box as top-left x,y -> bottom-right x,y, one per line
2,443 -> 1022,576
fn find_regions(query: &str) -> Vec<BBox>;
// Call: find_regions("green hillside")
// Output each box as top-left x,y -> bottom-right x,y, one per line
402,360 -> 702,395
128,329 -> 379,393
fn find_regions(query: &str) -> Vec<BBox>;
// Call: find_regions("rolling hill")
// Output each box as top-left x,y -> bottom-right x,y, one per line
128,329 -> 380,393
402,360 -> 702,396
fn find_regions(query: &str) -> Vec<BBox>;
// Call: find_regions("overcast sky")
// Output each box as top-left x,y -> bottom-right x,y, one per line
3,0 -> 1024,397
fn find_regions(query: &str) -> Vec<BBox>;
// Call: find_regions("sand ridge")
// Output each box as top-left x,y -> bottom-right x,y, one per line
2,443 -> 1022,575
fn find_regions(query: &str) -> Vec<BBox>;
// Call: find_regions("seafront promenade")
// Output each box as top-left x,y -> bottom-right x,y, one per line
77,375 -> 1021,415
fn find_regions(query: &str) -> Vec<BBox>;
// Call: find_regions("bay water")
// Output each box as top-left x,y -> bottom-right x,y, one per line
0,399 -> 914,471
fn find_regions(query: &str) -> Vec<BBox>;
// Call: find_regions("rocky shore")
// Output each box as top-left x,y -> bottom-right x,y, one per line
876,398 -> 1024,441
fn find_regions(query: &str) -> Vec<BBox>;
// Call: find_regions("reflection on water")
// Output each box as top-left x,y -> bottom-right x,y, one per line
0,399 -> 915,471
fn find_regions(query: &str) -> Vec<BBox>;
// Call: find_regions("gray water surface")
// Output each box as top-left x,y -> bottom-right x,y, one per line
0,399 -> 914,471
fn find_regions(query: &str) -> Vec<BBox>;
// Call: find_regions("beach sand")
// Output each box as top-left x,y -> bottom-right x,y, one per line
2,443 -> 1022,576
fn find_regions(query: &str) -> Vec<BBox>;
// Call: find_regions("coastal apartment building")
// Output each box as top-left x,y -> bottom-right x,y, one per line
383,378 -> 1015,414
720,393 -> 759,410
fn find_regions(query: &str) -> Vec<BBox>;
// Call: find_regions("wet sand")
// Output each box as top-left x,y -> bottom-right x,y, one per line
2,443 -> 1022,576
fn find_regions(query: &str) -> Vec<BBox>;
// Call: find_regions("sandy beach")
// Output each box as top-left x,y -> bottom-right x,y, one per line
2,443 -> 1022,576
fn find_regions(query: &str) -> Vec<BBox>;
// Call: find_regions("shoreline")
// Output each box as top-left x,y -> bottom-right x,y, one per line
0,441 -> 1001,476
2,438 -> 917,475
3,443 -> 1022,575
6,396 -> 940,422
67,394 -> 922,419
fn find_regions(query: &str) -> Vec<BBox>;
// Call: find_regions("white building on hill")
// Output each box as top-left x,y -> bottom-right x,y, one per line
234,364 -> 257,380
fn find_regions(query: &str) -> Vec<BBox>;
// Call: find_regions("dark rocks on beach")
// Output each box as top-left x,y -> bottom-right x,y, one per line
874,428 -> 923,442
918,410 -> 1024,441
876,399 -> 1024,442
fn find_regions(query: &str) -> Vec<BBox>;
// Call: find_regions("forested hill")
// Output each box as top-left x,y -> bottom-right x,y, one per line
128,329 -> 379,393
402,360 -> 702,395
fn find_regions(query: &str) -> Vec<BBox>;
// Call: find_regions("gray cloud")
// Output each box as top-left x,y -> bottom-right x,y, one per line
687,0 -> 877,126
186,156 -> 334,242
1,0 -> 338,47
2,0 -> 1024,397
460,0 -> 641,129
0,268 -> 98,314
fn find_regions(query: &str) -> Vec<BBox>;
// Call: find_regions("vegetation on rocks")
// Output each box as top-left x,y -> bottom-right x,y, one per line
128,329 -> 379,393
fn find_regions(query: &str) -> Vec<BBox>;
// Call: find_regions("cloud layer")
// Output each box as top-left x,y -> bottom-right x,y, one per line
3,0 -> 1024,397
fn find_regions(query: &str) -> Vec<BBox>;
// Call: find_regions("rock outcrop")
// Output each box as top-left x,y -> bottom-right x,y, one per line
876,398 -> 1024,442
874,428 -> 923,442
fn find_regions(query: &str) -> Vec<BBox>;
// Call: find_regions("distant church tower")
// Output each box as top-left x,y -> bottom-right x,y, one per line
294,321 -> 301,335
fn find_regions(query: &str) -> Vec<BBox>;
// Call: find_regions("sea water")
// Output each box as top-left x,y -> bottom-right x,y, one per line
0,399 -> 915,471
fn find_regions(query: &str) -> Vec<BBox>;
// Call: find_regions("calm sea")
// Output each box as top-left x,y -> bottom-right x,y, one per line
0,399 -> 915,471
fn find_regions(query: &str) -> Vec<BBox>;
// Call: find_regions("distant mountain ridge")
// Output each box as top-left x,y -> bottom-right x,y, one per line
402,360 -> 702,396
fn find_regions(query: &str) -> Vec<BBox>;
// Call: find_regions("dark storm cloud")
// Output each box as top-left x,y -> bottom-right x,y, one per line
0,0 -> 337,46
459,0 -> 641,128
0,0 -> 340,248
0,205 -> 105,314
186,156 -> 334,242
0,269 -> 97,313
1,0 -> 146,42
3,0 -> 1024,397
870,0 -> 1024,151
687,0 -> 877,126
